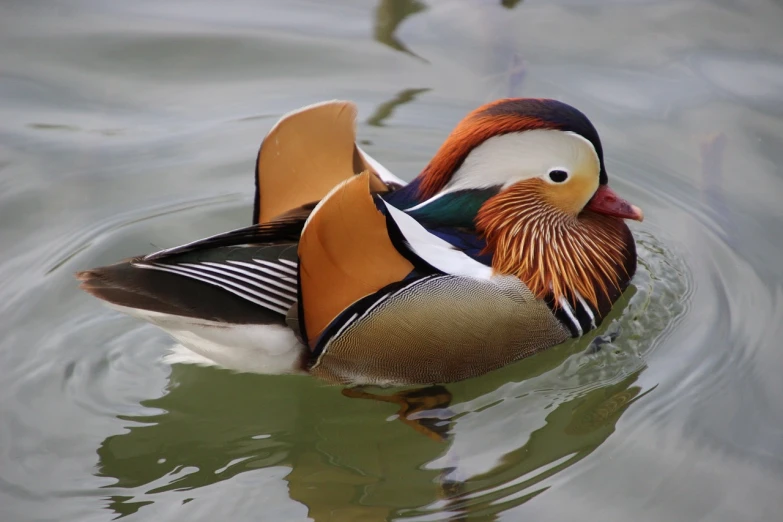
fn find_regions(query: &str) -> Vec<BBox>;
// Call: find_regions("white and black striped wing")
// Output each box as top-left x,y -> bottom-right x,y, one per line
133,244 -> 298,316
79,218 -> 307,324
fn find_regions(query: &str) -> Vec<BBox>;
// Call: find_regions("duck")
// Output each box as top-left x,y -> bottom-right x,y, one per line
77,98 -> 643,387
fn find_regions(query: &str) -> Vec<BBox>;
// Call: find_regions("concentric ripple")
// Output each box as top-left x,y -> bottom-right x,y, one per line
3,3 -> 783,517
399,227 -> 693,520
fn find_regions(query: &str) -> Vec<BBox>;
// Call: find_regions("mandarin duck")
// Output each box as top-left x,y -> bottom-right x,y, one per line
78,98 -> 643,387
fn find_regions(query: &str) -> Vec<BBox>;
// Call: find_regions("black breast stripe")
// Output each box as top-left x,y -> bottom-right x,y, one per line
545,292 -> 597,338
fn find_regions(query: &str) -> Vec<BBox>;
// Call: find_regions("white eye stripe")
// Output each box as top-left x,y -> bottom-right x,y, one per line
442,129 -> 600,192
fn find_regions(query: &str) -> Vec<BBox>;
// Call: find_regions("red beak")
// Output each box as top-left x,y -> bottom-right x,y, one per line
585,185 -> 644,222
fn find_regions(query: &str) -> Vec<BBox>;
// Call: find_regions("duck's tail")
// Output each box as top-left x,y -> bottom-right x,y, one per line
77,260 -> 285,325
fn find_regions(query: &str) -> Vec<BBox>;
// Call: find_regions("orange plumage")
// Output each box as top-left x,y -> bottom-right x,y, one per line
418,99 -> 552,199
476,179 -> 632,311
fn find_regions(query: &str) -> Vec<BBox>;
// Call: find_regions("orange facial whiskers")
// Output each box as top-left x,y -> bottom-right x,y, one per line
476,179 -> 631,311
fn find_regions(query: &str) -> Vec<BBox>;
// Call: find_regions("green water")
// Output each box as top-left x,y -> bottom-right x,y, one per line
1,1 -> 782,520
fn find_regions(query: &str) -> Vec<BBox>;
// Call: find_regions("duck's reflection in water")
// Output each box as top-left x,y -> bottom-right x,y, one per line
415,370 -> 651,521
95,336 -> 650,521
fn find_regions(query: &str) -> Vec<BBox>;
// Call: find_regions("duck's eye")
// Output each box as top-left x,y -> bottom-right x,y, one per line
548,169 -> 569,183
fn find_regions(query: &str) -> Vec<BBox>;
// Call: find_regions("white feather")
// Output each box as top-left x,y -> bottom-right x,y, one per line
575,291 -> 596,329
253,259 -> 298,277
357,145 -> 407,185
108,304 -> 306,374
441,130 -> 600,193
380,200 -> 493,279
557,296 -> 582,336
403,190 -> 449,212
133,263 -> 291,314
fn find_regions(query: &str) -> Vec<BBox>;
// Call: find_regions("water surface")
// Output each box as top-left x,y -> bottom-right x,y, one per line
1,0 -> 783,520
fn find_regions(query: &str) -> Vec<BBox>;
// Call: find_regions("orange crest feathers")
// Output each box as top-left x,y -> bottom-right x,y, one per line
418,99 -> 552,200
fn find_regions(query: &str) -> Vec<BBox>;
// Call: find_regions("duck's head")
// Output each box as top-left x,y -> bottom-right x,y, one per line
409,98 -> 643,315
